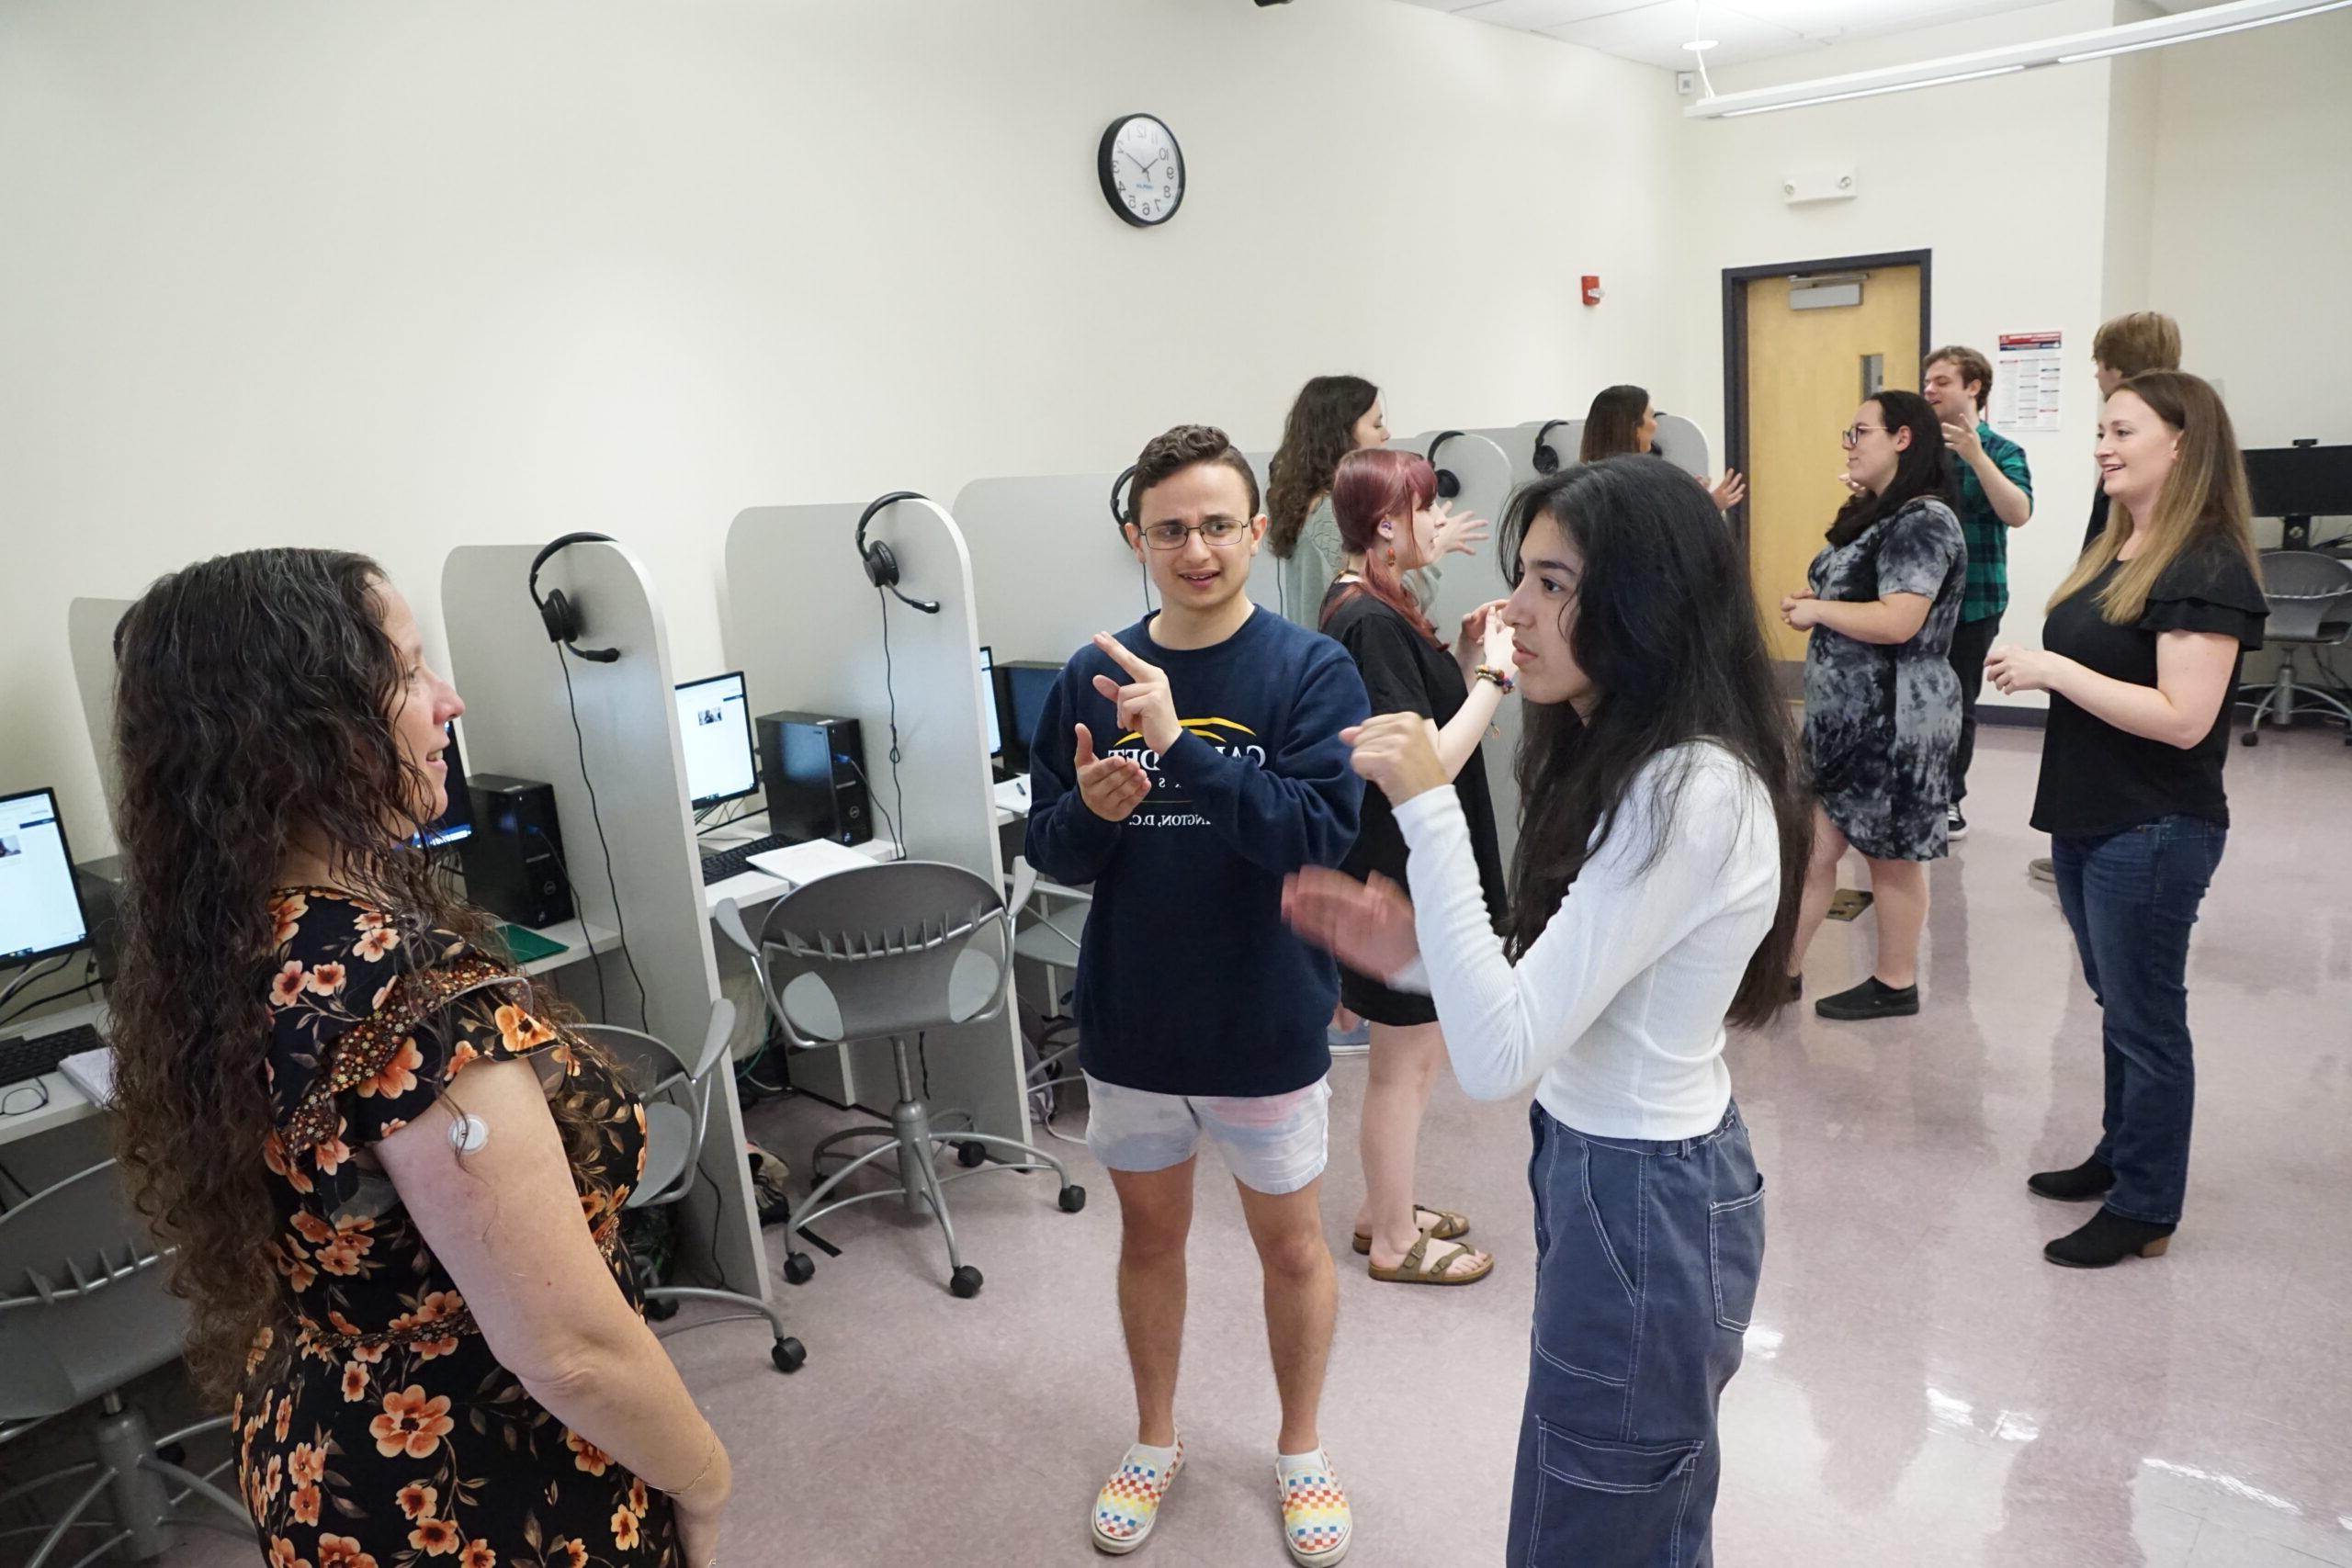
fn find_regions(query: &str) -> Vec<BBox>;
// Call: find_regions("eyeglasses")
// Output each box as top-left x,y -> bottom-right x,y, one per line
2,1079 -> 52,1119
1840,423 -> 1888,450
1139,517 -> 1252,551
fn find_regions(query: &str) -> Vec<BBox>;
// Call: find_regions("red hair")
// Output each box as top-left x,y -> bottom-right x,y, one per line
1325,448 -> 1441,643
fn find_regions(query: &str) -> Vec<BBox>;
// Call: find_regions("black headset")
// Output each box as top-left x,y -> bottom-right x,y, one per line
529,532 -> 621,662
855,491 -> 942,615
1532,419 -> 1572,476
1427,430 -> 1464,500
1110,464 -> 1138,542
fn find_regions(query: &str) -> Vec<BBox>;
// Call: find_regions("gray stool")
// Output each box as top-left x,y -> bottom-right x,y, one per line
0,1161 -> 249,1566
714,859 -> 1083,1304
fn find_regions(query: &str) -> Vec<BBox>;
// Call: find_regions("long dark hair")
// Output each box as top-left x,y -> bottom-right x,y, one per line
107,549 -> 600,1397
1579,384 -> 1649,462
1326,448 -> 1441,643
1500,458 -> 1808,1029
1268,374 -> 1379,558
1827,389 -> 1955,547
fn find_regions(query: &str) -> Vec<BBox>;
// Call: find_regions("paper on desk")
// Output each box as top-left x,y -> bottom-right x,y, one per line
60,1047 -> 116,1104
748,837 -> 880,887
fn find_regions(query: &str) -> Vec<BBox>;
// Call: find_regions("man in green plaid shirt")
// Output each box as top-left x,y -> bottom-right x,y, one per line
1924,344 -> 2033,839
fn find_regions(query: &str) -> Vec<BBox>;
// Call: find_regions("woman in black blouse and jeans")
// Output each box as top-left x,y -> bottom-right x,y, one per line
1987,371 -> 2266,1269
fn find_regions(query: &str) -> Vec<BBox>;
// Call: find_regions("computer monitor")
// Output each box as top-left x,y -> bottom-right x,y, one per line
416,722 -> 474,850
1000,661 -> 1061,773
675,671 -> 759,809
2243,446 -> 2352,547
0,787 -> 92,966
979,645 -> 1001,760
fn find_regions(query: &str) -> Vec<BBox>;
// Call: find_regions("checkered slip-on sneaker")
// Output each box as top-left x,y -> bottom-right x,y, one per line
1091,1436 -> 1184,1555
1276,1450 -> 1352,1565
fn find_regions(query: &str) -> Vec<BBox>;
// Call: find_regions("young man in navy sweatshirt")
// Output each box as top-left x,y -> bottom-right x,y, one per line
1026,424 -> 1369,1565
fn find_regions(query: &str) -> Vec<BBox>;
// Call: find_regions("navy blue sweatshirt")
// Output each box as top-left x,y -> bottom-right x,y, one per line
1023,608 -> 1369,1097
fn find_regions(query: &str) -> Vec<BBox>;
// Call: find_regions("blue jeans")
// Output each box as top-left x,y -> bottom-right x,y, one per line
2051,815 -> 2226,1225
1506,1102 -> 1765,1568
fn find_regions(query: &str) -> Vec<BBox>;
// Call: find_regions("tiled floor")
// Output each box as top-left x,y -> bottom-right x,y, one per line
145,728 -> 2352,1567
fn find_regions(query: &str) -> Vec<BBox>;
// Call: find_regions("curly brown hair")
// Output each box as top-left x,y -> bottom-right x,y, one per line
1267,375 -> 1378,558
107,548 -> 598,1399
1132,423 -> 1261,523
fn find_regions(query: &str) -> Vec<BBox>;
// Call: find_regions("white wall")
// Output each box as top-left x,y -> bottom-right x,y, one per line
1673,0 -> 2129,710
2147,7 -> 2352,456
0,0 -> 1682,855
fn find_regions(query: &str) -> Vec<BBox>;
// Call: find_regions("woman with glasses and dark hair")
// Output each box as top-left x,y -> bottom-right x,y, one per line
1781,390 -> 1966,1021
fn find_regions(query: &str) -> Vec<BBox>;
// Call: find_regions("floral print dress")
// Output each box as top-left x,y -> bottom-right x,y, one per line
233,889 -> 677,1568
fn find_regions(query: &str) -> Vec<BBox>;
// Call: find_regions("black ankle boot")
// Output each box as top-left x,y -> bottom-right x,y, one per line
2028,1156 -> 2115,1202
1814,976 -> 1918,1021
2044,1208 -> 2174,1269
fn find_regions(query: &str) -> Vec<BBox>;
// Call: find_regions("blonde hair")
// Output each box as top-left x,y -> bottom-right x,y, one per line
2091,312 -> 2181,379
2053,370 -> 2259,626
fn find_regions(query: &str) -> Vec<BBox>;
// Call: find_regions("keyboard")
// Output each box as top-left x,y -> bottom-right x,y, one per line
0,1023 -> 103,1090
700,833 -> 795,886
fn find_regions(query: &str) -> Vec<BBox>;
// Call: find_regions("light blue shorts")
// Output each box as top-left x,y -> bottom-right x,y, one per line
1082,1073 -> 1332,1196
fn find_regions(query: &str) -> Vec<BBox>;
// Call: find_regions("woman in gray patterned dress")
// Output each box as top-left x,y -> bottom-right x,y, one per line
1780,390 -> 1966,1022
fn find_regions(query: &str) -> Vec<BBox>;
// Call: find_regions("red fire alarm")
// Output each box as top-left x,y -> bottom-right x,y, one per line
1581,275 -> 1603,307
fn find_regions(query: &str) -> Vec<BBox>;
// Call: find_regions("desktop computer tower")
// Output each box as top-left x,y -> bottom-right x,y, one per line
460,774 -> 575,929
757,712 -> 872,847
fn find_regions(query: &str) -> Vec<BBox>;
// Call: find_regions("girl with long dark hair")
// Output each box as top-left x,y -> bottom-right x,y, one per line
1781,389 -> 1966,1021
108,551 -> 729,1568
1320,448 -> 1511,1287
1988,371 -> 2265,1268
1285,457 -> 1808,1565
1267,374 -> 1485,631
1577,384 -> 1747,511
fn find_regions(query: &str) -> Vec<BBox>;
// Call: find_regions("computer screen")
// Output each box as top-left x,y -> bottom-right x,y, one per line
675,671 -> 759,809
417,722 -> 474,850
0,787 -> 92,966
979,645 -> 1001,759
1002,662 -> 1060,772
2243,446 -> 2352,520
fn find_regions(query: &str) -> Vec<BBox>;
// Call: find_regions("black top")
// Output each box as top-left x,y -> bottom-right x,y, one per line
1321,584 -> 1509,927
2031,540 -> 2267,838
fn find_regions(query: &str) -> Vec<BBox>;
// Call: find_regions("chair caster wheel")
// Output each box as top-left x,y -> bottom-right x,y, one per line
2240,730 -> 2259,746
784,1252 -> 815,1286
771,1337 -> 807,1373
956,1140 -> 987,1168
644,1296 -> 681,1321
1059,1184 -> 1087,1213
950,1265 -> 984,1299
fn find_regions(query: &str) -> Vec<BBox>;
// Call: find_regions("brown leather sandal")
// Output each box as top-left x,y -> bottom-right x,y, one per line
1366,1230 -> 1494,1286
1351,1204 -> 1468,1255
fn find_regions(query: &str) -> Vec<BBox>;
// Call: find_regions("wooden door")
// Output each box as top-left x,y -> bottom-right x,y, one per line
1742,265 -> 1923,661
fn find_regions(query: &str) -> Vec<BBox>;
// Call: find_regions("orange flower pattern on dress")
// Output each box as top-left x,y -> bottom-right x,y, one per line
369,1386 -> 454,1460
243,893 -> 661,1565
409,1517 -> 460,1556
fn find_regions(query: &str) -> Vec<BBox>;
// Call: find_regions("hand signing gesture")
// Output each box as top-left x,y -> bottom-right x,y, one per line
1091,632 -> 1182,755
1072,723 -> 1151,823
1283,868 -> 1420,983
1345,713 -> 1447,807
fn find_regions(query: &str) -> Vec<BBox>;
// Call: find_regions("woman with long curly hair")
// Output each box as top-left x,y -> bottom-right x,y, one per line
1266,374 -> 1485,631
108,551 -> 729,1568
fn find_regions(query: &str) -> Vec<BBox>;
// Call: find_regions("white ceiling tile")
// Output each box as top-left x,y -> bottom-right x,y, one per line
1455,0 -> 1634,27
1541,0 -> 1810,70
1394,0 -> 1498,12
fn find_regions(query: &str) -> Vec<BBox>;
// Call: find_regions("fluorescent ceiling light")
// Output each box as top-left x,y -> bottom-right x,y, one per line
1684,39 -> 1718,51
1688,0 -> 2352,120
2057,0 -> 2352,62
1720,64 -> 2024,117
